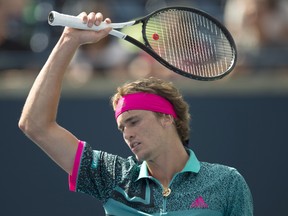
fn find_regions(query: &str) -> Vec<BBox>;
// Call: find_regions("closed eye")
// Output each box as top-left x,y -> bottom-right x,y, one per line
130,119 -> 138,126
118,116 -> 140,133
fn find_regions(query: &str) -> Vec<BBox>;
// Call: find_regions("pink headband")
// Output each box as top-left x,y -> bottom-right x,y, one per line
115,92 -> 177,119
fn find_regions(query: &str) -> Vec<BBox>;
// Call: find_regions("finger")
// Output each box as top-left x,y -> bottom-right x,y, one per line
79,12 -> 88,24
95,12 -> 104,26
87,12 -> 96,27
104,18 -> 111,24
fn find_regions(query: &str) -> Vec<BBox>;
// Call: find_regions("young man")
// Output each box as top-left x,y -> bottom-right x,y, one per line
19,12 -> 253,215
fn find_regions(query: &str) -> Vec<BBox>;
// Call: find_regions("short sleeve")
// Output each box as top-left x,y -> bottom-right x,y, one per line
68,141 -> 120,202
69,140 -> 85,191
225,169 -> 254,216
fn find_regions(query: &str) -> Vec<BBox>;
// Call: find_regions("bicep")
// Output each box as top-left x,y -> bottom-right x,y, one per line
32,122 -> 79,174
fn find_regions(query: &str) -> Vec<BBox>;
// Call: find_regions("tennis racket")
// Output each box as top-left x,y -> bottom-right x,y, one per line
48,7 -> 237,81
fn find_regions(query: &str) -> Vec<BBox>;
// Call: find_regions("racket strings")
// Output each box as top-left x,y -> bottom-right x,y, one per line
145,9 -> 234,78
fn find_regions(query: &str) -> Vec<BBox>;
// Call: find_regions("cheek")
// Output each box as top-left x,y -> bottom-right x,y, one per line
142,124 -> 163,140
136,125 -> 151,139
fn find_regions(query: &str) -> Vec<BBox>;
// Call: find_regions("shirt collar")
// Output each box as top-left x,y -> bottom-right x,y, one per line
136,148 -> 200,181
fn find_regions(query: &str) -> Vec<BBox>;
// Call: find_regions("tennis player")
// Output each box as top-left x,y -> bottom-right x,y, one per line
19,12 -> 253,215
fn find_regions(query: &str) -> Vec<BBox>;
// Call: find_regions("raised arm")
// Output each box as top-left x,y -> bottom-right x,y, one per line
18,12 -> 112,174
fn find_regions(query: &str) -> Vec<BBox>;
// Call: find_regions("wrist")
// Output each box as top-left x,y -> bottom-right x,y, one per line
59,29 -> 82,49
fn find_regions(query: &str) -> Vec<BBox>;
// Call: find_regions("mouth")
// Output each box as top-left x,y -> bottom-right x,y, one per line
130,142 -> 141,151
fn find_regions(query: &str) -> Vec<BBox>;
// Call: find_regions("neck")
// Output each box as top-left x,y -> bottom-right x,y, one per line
146,143 -> 189,188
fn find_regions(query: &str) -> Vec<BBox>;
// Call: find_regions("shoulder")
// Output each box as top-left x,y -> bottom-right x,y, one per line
114,155 -> 141,174
83,142 -> 138,166
197,162 -> 253,214
80,142 -> 140,177
198,162 -> 252,199
199,162 -> 248,187
89,148 -> 140,177
200,162 -> 240,176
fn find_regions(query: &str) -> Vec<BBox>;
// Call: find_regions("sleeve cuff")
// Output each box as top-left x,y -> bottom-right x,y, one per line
68,140 -> 85,192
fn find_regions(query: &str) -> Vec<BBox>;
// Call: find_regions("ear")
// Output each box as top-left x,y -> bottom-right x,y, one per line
161,115 -> 174,128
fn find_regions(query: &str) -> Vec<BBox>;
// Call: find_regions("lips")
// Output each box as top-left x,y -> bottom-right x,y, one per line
130,142 -> 141,150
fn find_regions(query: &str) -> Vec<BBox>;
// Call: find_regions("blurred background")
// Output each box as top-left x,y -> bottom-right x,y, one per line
1,0 -> 287,215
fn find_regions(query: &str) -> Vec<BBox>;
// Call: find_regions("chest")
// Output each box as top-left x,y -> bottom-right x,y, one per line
107,173 -> 226,215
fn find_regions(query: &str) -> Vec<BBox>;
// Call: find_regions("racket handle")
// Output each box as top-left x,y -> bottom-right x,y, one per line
48,11 -> 134,34
48,11 -> 133,39
48,11 -> 111,31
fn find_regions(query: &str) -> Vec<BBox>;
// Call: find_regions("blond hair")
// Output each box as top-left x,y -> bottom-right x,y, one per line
111,77 -> 190,146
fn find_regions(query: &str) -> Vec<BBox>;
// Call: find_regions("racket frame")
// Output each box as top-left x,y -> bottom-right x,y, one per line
142,7 -> 237,80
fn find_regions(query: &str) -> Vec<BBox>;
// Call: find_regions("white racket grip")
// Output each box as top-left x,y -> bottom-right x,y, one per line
48,11 -> 134,39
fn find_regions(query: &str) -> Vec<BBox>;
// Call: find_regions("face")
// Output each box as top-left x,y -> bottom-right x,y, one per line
117,110 -> 167,162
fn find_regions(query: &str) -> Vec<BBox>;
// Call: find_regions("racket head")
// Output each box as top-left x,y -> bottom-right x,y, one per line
140,7 -> 237,81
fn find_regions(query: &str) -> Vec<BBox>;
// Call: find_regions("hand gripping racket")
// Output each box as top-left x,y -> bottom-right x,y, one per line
48,7 -> 237,81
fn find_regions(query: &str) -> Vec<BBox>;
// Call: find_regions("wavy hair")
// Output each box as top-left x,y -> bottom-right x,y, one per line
111,77 -> 190,146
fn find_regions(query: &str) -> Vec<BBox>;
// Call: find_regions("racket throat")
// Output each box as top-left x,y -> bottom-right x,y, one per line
124,35 -> 173,71
109,20 -> 136,39
109,30 -> 127,39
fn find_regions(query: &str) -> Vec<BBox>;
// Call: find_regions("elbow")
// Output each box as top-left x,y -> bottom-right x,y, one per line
18,117 -> 33,137
18,116 -> 42,140
18,117 -> 27,133
18,115 -> 55,142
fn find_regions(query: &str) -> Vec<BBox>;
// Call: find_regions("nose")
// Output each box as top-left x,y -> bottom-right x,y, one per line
123,127 -> 135,142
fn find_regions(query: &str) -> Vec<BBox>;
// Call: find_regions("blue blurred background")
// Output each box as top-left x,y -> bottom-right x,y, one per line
1,0 -> 288,215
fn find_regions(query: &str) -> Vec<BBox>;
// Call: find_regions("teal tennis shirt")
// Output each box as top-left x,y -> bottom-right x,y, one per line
69,141 -> 253,215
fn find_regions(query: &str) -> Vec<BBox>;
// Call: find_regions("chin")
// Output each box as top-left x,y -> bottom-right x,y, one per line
135,155 -> 144,162
134,152 -> 145,162
135,153 -> 151,163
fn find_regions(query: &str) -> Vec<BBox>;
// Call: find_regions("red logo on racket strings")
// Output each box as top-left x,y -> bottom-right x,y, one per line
152,33 -> 160,40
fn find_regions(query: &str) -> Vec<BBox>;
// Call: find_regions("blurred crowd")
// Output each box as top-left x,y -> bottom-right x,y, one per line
0,0 -> 287,85
224,0 -> 288,76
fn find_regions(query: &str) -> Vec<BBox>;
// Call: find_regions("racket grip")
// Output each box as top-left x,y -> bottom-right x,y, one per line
48,11 -> 110,31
